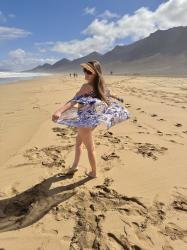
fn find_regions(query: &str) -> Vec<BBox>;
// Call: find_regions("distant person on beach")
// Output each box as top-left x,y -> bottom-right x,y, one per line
52,60 -> 130,178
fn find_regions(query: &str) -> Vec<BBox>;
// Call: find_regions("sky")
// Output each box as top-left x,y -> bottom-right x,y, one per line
0,0 -> 187,71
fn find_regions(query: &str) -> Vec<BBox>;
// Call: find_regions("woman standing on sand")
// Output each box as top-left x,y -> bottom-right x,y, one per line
52,60 -> 130,178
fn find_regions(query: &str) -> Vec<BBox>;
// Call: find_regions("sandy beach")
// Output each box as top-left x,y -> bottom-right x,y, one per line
0,74 -> 187,249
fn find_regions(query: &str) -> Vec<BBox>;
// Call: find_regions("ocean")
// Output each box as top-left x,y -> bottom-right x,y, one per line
0,71 -> 52,85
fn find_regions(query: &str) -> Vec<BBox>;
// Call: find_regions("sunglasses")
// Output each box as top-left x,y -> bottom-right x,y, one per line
83,68 -> 93,75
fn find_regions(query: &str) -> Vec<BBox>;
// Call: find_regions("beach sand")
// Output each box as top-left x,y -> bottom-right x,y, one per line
0,74 -> 187,249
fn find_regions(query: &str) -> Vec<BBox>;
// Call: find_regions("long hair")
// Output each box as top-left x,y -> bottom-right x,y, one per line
87,60 -> 110,106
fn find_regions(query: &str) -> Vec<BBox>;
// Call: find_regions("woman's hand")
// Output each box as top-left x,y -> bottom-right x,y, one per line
51,100 -> 76,122
52,111 -> 62,122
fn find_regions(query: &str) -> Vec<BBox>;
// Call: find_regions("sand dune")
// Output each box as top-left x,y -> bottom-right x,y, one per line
0,74 -> 187,249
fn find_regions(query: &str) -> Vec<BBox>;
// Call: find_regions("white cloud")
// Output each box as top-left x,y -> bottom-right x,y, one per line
50,35 -> 114,59
0,26 -> 31,40
97,10 -> 120,19
0,10 -> 30,39
34,41 -> 55,46
34,41 -> 56,53
0,11 -> 16,23
37,0 -> 187,60
8,48 -> 26,64
83,7 -> 96,15
0,48 -> 59,71
154,0 -> 187,29
0,11 -> 7,23
8,14 -> 16,18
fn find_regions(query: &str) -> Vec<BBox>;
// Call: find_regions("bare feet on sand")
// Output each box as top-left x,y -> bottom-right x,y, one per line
66,166 -> 79,175
85,170 -> 97,178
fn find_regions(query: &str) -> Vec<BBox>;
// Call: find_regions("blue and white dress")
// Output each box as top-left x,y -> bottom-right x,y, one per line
54,90 -> 131,129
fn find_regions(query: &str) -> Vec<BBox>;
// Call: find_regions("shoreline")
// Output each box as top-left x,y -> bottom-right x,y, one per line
2,72 -> 187,87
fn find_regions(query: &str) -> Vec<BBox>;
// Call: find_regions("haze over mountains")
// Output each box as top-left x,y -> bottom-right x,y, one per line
25,26 -> 187,75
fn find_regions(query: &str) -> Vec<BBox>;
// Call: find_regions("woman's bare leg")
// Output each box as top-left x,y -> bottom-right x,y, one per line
79,126 -> 97,177
67,131 -> 83,173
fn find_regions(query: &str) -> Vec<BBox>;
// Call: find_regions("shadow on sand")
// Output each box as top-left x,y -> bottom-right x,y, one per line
0,173 -> 91,233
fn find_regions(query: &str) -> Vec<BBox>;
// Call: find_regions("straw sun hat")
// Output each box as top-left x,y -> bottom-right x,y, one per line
80,62 -> 97,74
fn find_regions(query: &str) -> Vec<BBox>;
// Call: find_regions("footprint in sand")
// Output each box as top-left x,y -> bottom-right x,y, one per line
132,117 -> 138,123
175,123 -> 183,127
137,131 -> 150,135
23,145 -> 68,168
101,152 -> 120,161
103,177 -> 114,187
168,139 -> 184,145
103,131 -> 113,138
150,113 -> 158,117
125,103 -> 131,108
135,107 -> 146,114
165,133 -> 172,136
52,126 -> 77,138
108,136 -> 121,144
157,118 -> 165,121
97,131 -> 122,146
160,223 -> 187,241
157,130 -> 164,136
57,178 -> 187,249
133,142 -> 168,160
169,139 -> 177,143
171,190 -> 187,212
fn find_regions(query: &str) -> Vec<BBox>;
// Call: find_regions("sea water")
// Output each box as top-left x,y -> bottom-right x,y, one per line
0,71 -> 52,85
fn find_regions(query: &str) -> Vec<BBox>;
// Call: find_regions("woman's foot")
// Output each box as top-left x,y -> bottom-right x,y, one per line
85,170 -> 97,178
66,166 -> 79,175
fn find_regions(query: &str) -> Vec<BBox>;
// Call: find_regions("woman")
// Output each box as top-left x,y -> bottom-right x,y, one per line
52,60 -> 130,178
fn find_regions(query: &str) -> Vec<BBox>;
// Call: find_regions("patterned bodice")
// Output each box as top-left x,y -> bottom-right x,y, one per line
82,89 -> 97,98
72,86 -> 111,109
82,87 -> 110,98
77,91 -> 96,110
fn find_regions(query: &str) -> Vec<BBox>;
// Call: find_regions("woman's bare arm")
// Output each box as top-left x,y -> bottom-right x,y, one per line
55,100 -> 76,113
52,84 -> 93,121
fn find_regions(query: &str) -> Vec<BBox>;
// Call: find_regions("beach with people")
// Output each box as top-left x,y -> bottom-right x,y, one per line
0,73 -> 187,249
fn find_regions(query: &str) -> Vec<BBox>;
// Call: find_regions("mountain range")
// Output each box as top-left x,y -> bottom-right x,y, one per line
24,26 -> 187,75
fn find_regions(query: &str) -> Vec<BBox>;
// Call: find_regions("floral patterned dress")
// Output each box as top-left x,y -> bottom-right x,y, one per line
54,89 -> 131,129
